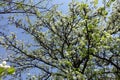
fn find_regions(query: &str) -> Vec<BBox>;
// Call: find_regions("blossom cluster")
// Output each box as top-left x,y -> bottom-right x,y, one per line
0,61 -> 10,69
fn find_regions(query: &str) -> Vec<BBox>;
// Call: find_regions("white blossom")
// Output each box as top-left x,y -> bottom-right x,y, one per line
0,64 -> 3,67
2,61 -> 7,66
4,65 -> 10,69
0,61 -> 11,69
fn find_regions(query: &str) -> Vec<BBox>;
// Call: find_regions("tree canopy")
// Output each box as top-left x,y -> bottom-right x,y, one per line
0,0 -> 120,79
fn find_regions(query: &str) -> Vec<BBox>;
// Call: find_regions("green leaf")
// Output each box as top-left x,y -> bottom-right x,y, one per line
106,0 -> 115,7
34,8 -> 41,17
7,67 -> 15,74
111,0 -> 115,2
0,3 -> 7,7
16,2 -> 23,9
0,67 -> 5,74
88,24 -> 94,30
89,48 -> 97,54
104,31 -> 111,38
94,0 -> 98,6
102,10 -> 108,16
64,60 -> 72,67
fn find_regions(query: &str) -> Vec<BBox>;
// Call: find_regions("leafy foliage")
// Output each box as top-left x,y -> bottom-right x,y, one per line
0,61 -> 15,79
0,0 -> 120,79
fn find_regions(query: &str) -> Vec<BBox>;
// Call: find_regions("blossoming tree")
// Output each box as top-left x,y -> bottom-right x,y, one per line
0,0 -> 120,79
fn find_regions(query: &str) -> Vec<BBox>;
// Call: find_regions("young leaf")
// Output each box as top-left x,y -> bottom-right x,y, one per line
7,67 -> 15,74
0,67 -> 5,74
94,0 -> 98,6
